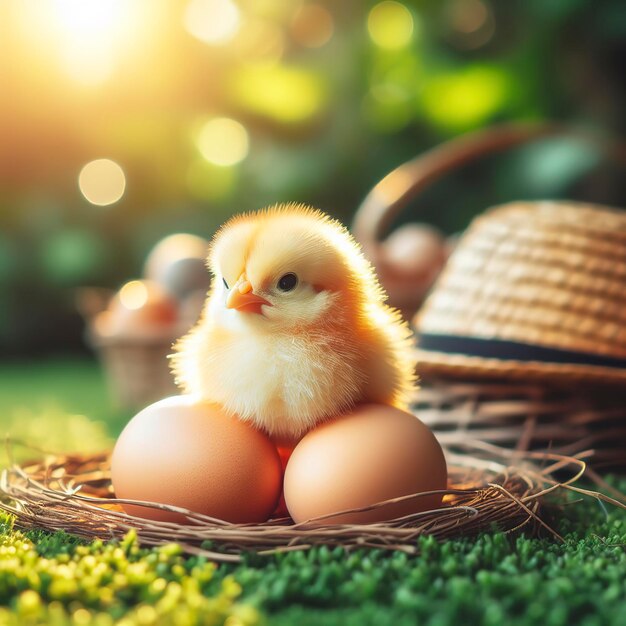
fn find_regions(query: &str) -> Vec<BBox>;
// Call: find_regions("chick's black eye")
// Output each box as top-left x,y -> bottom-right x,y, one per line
277,273 -> 298,292
222,277 -> 229,289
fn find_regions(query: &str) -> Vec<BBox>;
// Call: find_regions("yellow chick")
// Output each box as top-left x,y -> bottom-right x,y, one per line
171,203 -> 416,442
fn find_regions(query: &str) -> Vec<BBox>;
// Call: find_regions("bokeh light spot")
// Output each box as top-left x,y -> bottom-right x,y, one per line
184,0 -> 240,45
368,2 -> 414,50
291,4 -> 334,48
119,280 -> 149,310
422,66 -> 510,131
450,0 -> 489,33
197,118 -> 249,167
446,0 -> 494,50
78,159 -> 126,206
230,64 -> 326,124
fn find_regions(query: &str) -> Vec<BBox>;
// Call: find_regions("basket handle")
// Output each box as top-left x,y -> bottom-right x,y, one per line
353,122 -> 626,249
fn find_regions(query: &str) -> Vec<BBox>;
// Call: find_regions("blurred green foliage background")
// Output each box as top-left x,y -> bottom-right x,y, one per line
1,0 -> 625,357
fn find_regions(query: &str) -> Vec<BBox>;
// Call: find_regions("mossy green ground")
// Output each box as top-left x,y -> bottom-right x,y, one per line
0,357 -> 624,626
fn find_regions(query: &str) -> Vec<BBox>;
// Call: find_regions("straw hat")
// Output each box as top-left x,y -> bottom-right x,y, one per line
414,201 -> 626,386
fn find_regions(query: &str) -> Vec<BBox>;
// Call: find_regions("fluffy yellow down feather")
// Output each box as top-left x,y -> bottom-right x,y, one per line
171,203 -> 416,440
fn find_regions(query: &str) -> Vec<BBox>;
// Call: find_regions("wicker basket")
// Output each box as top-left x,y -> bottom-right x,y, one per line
77,287 -> 182,409
89,332 -> 179,409
412,382 -> 626,469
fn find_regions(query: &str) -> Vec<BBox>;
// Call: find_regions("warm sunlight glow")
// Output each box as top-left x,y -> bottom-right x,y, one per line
79,159 -> 126,206
184,0 -> 241,45
52,0 -> 128,84
51,0 -> 124,40
19,0 -> 151,85
119,280 -> 149,310
197,118 -> 249,167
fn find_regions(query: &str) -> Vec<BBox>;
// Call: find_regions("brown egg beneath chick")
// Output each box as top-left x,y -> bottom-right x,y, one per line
111,396 -> 282,524
283,404 -> 448,525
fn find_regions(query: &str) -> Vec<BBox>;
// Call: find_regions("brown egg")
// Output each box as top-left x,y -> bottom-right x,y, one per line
378,224 -> 447,319
382,224 -> 446,279
284,404 -> 447,525
111,396 -> 282,524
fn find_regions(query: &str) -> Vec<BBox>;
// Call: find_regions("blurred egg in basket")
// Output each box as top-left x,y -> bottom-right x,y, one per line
353,194 -> 451,320
144,233 -> 211,299
104,280 -> 178,337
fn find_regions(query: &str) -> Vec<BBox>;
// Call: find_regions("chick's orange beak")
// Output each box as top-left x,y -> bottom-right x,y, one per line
226,277 -> 271,314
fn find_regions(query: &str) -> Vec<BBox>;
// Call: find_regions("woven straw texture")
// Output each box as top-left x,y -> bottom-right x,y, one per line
415,201 -> 626,384
91,335 -> 179,408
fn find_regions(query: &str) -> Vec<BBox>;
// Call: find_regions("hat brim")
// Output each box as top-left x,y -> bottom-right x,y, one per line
415,349 -> 626,387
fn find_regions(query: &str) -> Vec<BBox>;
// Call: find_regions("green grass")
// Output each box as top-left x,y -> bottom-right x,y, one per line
0,357 -> 625,625
0,357 -> 130,435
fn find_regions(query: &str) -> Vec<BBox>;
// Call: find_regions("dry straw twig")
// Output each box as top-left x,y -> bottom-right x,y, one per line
1,443 -> 621,563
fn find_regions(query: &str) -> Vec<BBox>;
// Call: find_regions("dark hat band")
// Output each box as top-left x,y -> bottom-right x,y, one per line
418,333 -> 626,371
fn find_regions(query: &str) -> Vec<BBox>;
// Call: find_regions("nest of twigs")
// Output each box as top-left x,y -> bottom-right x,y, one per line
1,444 -> 622,563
